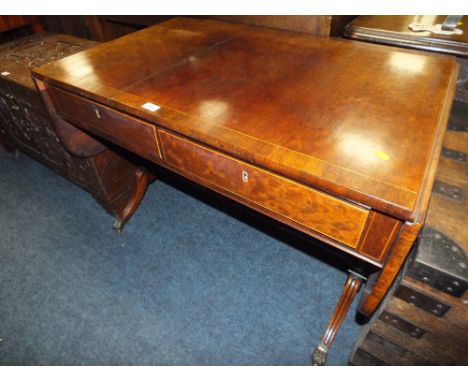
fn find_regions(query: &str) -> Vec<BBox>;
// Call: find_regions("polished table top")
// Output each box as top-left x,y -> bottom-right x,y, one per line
33,17 -> 459,225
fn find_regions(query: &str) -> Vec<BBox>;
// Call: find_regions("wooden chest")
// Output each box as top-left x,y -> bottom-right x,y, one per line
0,32 -> 150,228
456,58 -> 468,104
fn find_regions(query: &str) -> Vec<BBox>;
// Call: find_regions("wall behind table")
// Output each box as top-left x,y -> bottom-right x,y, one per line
39,16 -> 356,42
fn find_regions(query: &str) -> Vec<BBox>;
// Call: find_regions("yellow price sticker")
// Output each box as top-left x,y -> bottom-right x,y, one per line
375,150 -> 390,161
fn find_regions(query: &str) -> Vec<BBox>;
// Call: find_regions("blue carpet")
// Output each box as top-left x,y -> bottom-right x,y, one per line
0,149 -> 362,365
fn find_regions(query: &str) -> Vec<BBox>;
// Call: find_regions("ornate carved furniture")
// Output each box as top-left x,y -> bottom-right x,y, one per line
0,32 -> 153,231
31,17 -> 459,364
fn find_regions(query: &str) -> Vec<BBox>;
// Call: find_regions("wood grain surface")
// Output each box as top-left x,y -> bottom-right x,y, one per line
160,130 -> 369,248
32,17 -> 459,223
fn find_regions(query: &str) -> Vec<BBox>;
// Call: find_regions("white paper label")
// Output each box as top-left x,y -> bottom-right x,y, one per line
1,71 -> 11,76
142,102 -> 161,112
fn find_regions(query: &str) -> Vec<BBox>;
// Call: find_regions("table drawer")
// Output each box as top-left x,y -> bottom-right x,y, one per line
160,130 -> 370,249
50,86 -> 160,162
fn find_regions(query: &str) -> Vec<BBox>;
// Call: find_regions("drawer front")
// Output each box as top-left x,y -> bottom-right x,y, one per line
50,86 -> 160,162
160,130 -> 369,248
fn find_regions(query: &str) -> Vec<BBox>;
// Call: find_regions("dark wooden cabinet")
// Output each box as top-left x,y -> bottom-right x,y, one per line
0,32 -> 152,230
38,16 -> 355,43
0,16 -> 43,34
202,16 -> 355,36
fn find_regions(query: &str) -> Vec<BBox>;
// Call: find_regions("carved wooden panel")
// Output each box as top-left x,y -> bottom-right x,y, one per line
0,33 -> 146,221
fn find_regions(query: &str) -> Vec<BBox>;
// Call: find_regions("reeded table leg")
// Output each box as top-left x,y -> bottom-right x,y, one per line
112,168 -> 152,233
312,271 -> 364,366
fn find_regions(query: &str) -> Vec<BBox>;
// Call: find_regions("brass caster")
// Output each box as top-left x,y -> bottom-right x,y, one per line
112,218 -> 124,234
311,346 -> 327,366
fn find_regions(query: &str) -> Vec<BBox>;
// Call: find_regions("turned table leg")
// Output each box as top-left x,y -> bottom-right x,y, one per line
112,168 -> 152,233
312,271 -> 364,366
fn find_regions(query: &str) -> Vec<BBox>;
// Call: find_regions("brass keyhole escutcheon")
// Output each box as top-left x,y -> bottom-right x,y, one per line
242,170 -> 249,183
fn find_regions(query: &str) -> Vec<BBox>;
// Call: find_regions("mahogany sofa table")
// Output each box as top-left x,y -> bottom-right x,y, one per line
31,17 -> 459,365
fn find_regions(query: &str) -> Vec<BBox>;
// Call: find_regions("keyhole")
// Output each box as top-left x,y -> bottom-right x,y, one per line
242,170 -> 249,183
